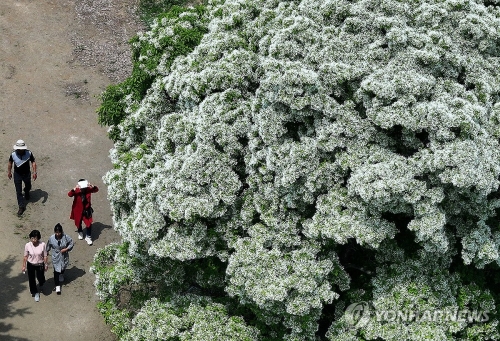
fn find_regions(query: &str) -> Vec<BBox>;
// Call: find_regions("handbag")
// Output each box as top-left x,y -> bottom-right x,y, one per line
83,206 -> 94,218
80,192 -> 94,218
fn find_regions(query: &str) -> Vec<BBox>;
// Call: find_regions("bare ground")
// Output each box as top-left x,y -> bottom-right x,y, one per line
0,0 -> 143,340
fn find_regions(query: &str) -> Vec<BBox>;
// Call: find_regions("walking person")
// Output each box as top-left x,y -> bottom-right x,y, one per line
46,223 -> 74,295
7,139 -> 37,216
68,179 -> 98,245
22,230 -> 48,302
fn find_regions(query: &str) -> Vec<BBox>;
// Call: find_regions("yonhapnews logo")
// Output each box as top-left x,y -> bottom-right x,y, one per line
345,302 -> 489,328
345,301 -> 371,328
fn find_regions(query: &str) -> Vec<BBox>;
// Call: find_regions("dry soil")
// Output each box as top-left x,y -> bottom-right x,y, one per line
0,0 -> 143,340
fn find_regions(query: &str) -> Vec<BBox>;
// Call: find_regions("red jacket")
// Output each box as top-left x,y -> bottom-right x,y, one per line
68,186 -> 99,227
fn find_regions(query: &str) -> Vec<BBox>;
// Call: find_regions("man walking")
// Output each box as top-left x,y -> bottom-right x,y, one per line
7,140 -> 37,216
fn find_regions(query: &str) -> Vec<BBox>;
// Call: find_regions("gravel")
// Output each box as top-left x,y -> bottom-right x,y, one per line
70,0 -> 145,83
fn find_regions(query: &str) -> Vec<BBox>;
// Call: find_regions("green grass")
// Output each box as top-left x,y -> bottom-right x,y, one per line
139,0 -> 192,26
138,0 -> 208,26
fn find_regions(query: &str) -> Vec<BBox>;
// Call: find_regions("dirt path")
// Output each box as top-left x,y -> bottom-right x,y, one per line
0,0 -> 141,340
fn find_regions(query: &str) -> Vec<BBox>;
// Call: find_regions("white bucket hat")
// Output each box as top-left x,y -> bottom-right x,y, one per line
13,140 -> 27,150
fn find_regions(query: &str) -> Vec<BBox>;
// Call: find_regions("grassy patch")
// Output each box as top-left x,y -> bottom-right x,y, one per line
139,0 -> 193,26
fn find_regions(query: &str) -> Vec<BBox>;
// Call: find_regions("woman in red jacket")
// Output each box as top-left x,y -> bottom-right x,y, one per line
68,179 -> 98,245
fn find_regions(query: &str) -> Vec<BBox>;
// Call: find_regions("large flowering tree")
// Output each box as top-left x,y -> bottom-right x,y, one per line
93,0 -> 500,340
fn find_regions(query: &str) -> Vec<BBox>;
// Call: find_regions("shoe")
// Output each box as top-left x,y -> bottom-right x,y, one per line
85,236 -> 93,245
78,232 -> 84,240
56,286 -> 61,294
17,207 -> 26,216
24,191 -> 30,200
59,274 -> 64,282
34,293 -> 40,302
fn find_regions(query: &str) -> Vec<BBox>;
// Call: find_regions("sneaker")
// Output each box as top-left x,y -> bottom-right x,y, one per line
59,274 -> 64,282
17,207 -> 26,216
56,286 -> 61,295
78,232 -> 84,240
34,293 -> 40,302
85,236 -> 93,245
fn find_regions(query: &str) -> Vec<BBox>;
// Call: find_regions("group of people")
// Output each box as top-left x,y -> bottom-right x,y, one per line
22,225 -> 73,301
8,139 -> 100,301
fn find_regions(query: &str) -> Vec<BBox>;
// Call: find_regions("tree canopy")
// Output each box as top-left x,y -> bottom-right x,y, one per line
94,0 -> 500,340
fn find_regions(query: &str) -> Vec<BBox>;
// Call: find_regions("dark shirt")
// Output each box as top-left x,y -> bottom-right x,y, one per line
9,150 -> 35,175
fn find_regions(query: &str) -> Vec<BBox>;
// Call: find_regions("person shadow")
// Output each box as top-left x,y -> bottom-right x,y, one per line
89,222 -> 113,242
27,189 -> 48,204
41,266 -> 86,296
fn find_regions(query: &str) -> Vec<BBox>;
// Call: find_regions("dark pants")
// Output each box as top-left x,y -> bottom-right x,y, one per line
77,222 -> 92,237
14,172 -> 31,208
54,270 -> 65,286
27,262 -> 45,296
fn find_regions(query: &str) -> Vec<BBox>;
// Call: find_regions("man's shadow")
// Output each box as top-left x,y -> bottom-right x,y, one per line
28,188 -> 48,204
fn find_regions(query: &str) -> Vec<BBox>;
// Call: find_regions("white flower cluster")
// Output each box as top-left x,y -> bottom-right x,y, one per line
121,296 -> 259,341
226,237 -> 342,313
97,0 -> 500,339
328,243 -> 499,340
